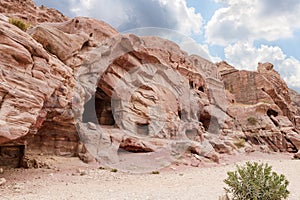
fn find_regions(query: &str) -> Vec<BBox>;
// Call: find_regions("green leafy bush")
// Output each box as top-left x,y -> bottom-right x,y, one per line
247,117 -> 258,125
110,168 -> 118,173
9,18 -> 30,31
151,171 -> 160,174
224,162 -> 289,200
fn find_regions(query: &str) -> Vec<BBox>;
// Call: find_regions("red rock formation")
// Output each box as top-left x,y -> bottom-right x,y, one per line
0,0 -> 68,25
0,18 -> 72,142
30,21 -> 222,166
0,0 -> 300,169
217,61 -> 300,153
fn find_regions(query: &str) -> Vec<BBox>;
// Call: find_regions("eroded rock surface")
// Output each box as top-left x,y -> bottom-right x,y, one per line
217,61 -> 300,153
0,0 -> 68,25
0,0 -> 300,169
0,19 -> 74,145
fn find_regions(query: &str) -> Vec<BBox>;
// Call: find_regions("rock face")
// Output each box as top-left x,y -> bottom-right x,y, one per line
0,1 -> 300,169
0,0 -> 68,25
0,19 -> 73,143
25,17 -> 119,157
217,61 -> 300,153
27,17 -> 224,166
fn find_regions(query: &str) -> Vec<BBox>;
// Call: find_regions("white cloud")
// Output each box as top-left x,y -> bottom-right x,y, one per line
224,41 -> 300,89
180,38 -> 221,62
279,57 -> 300,90
206,0 -> 300,91
35,0 -> 219,62
122,27 -> 219,62
71,0 -> 130,29
70,0 -> 203,36
206,0 -> 300,45
69,0 -> 221,62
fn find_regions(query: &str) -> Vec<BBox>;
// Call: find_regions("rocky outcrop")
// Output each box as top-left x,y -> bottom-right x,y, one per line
0,0 -> 300,170
28,17 -> 119,63
0,12 -> 226,168
26,19 -> 225,167
24,17 -> 119,157
217,61 -> 300,153
0,18 -> 74,144
290,89 -> 300,115
0,0 -> 68,25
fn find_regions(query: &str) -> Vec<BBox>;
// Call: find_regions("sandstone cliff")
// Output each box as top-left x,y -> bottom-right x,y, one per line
0,0 -> 68,25
0,0 -> 299,170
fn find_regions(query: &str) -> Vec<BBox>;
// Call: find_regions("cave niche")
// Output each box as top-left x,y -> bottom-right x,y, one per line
267,109 -> 278,118
0,144 -> 25,168
82,87 -> 115,126
200,109 -> 211,131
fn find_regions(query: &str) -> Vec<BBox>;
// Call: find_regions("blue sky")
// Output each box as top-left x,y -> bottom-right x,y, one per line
33,0 -> 300,92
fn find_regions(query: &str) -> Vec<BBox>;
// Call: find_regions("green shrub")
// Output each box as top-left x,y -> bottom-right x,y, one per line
151,171 -> 160,174
9,18 -> 30,31
247,117 -> 258,125
98,166 -> 106,170
110,168 -> 118,173
224,162 -> 289,200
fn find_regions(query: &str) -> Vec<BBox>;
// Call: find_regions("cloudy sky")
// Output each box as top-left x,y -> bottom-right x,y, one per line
33,0 -> 300,92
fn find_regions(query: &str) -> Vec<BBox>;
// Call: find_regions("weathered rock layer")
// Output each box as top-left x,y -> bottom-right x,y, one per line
0,0 -> 300,169
0,0 -> 68,25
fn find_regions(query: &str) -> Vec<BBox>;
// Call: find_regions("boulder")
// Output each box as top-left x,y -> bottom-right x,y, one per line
294,150 -> 300,159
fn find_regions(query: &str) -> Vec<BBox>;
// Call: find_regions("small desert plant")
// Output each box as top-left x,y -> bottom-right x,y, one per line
110,168 -> 118,173
224,162 -> 289,200
247,116 -> 258,125
9,18 -> 30,31
98,166 -> 106,170
151,171 -> 160,174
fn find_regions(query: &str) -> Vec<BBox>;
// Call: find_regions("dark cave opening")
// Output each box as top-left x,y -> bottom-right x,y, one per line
198,86 -> 204,92
189,81 -> 193,89
0,144 -> 25,168
81,41 -> 90,50
200,110 -> 211,131
136,122 -> 150,136
178,110 -> 182,119
267,109 -> 278,118
199,109 -> 220,134
82,87 -> 115,126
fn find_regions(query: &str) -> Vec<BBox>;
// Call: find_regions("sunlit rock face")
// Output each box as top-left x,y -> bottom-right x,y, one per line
217,61 -> 300,153
0,0 -> 300,170
0,0 -> 68,25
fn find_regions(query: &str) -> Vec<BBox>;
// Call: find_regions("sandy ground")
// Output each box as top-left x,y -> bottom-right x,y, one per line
0,152 -> 299,200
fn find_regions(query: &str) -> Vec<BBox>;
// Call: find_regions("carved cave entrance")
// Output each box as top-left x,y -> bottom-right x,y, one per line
267,109 -> 278,118
0,144 -> 25,168
82,87 -> 115,126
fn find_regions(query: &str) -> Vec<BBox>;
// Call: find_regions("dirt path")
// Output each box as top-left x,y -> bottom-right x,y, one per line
0,152 -> 300,200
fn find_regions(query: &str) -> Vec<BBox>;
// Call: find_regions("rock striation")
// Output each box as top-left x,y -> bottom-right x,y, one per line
0,0 -> 68,25
0,0 -> 300,169
217,61 -> 300,153
0,19 -> 73,143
